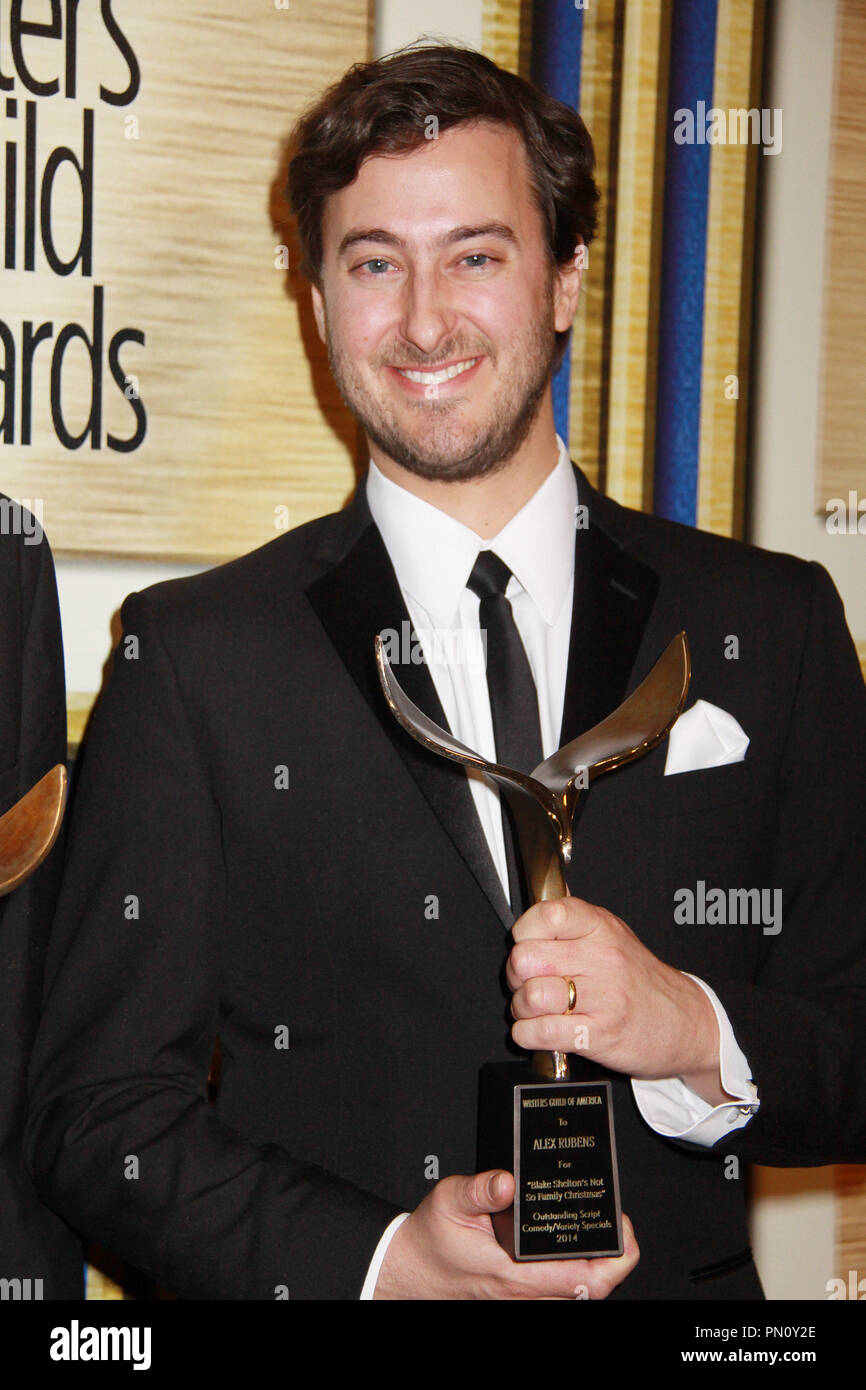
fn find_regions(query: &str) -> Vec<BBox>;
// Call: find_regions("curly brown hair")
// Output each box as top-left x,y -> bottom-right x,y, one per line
287,41 -> 600,368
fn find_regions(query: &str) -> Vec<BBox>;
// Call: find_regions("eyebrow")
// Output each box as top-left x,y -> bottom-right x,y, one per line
336,221 -> 519,258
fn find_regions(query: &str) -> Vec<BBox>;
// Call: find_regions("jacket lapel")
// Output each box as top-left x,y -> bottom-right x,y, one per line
560,468 -> 661,747
305,481 -> 513,929
560,467 -> 661,835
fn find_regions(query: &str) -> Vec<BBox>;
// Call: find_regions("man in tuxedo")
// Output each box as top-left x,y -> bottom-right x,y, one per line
0,501 -> 83,1298
25,45 -> 866,1299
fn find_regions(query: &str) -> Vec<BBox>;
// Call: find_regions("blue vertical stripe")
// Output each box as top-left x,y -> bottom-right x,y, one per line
531,0 -> 584,443
653,0 -> 718,525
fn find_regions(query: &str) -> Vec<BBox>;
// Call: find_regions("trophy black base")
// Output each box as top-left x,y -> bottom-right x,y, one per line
478,1061 -> 623,1261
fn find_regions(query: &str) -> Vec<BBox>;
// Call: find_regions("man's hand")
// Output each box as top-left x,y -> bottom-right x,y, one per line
373,1170 -> 639,1299
508,896 -> 726,1100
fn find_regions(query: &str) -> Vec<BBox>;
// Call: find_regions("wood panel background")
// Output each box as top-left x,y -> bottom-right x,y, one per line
816,0 -> 866,511
1,0 -> 370,561
604,0 -> 668,513
837,1165 -> 866,1288
481,0 -> 525,73
837,637 -> 866,1285
567,0 -> 622,497
822,0 -> 866,1284
696,0 -> 763,538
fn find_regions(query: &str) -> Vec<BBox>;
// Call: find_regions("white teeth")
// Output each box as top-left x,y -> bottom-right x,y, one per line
396,358 -> 478,385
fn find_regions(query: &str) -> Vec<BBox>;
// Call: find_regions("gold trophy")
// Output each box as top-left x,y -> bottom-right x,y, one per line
376,632 -> 690,1259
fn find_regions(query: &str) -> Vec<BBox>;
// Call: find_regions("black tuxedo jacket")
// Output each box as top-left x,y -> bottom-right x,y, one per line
0,506 -> 83,1298
24,466 -> 866,1300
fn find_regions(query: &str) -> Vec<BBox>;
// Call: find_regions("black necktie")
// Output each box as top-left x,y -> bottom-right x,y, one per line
467,551 -> 544,914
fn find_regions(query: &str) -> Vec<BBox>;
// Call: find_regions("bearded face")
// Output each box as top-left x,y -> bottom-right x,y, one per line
312,122 -> 573,485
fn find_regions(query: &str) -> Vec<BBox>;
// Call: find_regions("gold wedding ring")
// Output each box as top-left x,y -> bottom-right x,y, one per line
563,977 -> 577,1015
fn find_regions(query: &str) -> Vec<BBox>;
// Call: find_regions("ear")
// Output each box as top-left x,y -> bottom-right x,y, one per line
311,284 -> 327,344
553,237 -> 585,334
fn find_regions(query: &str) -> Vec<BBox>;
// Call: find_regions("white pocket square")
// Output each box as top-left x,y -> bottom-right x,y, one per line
664,699 -> 749,775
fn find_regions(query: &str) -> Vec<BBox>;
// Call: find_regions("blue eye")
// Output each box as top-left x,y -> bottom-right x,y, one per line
463,254 -> 491,268
360,258 -> 391,274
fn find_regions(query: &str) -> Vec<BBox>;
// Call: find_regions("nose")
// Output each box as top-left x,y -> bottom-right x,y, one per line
398,266 -> 456,357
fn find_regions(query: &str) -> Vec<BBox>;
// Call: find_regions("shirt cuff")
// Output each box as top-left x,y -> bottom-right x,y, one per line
359,1213 -> 411,1300
630,973 -> 760,1148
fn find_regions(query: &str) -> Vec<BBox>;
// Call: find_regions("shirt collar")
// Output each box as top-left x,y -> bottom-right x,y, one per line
365,435 -> 577,627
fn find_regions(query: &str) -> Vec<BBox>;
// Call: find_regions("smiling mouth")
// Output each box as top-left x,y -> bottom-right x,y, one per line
392,357 -> 481,386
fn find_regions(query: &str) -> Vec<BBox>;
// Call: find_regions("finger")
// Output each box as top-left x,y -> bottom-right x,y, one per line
512,896 -> 599,944
577,1214 -> 640,1299
456,1169 -> 515,1216
511,974 -> 587,1020
506,935 -> 592,990
513,1213 -> 639,1300
511,1011 -> 595,1055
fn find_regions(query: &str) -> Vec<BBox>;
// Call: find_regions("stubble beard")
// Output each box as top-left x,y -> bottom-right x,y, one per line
323,292 -> 559,484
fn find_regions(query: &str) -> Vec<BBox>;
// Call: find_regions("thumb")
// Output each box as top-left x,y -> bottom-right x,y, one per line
459,1169 -> 514,1215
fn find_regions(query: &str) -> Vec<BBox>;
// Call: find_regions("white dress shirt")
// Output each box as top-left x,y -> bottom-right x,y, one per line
358,436 -> 758,1298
